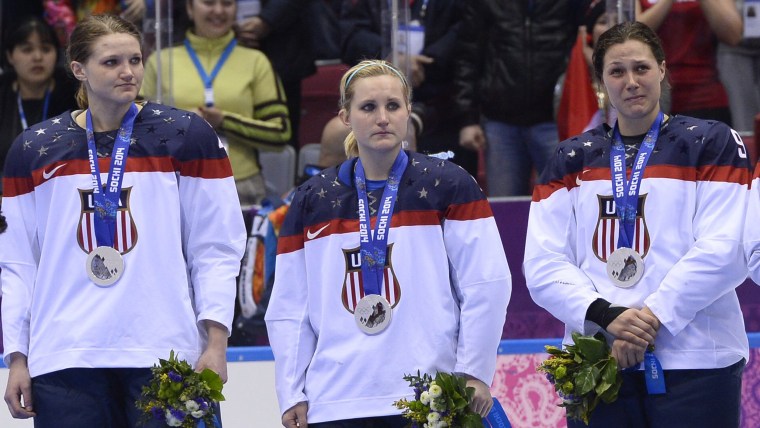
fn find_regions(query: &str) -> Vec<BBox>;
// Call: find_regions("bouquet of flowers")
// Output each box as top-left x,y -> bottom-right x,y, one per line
136,350 -> 225,427
393,371 -> 483,428
536,332 -> 622,424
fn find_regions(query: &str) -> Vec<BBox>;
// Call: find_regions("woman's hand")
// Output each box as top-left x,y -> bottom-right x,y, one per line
464,375 -> 493,417
4,353 -> 36,419
198,106 -> 224,129
611,338 -> 647,369
606,308 -> 659,348
282,401 -> 308,428
195,320 -> 229,383
459,124 -> 486,152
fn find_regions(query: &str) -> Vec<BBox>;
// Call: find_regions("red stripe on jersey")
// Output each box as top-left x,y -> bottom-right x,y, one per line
445,199 -> 493,221
298,211 -> 445,244
178,158 -> 233,179
532,180 -> 566,202
85,213 -> 94,251
2,176 -> 34,197
697,164 -> 750,185
125,156 -> 176,173
645,164 -> 696,181
394,210 -> 443,226
277,234 -> 305,254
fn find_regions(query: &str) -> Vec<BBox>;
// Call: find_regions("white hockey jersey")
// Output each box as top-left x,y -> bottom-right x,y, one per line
265,152 -> 511,422
0,103 -> 246,376
525,116 -> 751,370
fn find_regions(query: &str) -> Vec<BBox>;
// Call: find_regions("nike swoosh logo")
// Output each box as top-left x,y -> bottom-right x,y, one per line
306,224 -> 329,240
576,169 -> 592,185
42,164 -> 67,180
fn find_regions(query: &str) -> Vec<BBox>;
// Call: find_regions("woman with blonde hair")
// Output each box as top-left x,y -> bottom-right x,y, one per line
266,60 -> 511,427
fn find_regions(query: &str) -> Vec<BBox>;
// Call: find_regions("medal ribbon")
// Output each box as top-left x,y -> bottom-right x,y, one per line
17,88 -> 50,130
354,150 -> 408,296
610,113 -> 666,393
85,103 -> 138,249
609,111 -> 663,249
644,350 -> 666,394
184,38 -> 237,107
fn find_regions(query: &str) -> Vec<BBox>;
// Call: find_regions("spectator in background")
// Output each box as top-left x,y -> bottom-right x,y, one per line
141,0 -> 291,208
637,0 -> 742,125
0,2 -> 44,61
718,0 -> 760,133
558,0 -> 613,141
0,16 -> 78,193
454,0 -> 581,197
237,0 -> 318,150
335,0 -> 478,176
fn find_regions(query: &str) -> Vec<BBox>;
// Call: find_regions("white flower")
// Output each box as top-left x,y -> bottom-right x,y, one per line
435,421 -> 449,428
420,391 -> 431,405
185,400 -> 200,412
165,410 -> 183,427
429,383 -> 442,398
191,410 -> 205,418
427,412 -> 441,423
429,399 -> 443,412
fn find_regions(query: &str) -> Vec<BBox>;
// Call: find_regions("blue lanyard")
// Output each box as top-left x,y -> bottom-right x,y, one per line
354,150 -> 408,295
184,38 -> 237,107
609,112 -> 663,249
17,88 -> 50,130
611,112 -> 667,394
85,103 -> 138,248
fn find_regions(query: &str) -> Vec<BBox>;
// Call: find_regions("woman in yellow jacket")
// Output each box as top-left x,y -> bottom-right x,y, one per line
142,0 -> 291,208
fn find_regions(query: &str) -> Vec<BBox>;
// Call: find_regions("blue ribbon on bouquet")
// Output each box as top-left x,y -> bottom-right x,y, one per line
482,397 -> 512,427
196,414 -> 222,428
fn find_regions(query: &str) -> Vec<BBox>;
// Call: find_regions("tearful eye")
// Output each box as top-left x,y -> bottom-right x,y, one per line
608,68 -> 623,77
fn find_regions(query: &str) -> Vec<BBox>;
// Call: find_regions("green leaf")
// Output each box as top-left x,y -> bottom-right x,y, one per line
460,413 -> 484,428
575,366 -> 600,396
574,335 -> 607,363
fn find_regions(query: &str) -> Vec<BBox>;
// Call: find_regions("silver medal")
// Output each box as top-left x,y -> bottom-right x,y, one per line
606,247 -> 644,288
86,246 -> 124,287
354,294 -> 392,334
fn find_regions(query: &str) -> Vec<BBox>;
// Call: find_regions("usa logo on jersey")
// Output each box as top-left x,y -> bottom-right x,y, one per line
341,244 -> 401,313
593,194 -> 650,262
77,186 -> 138,254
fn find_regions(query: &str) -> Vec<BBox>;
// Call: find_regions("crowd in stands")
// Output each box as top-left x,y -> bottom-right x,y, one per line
0,0 -> 758,198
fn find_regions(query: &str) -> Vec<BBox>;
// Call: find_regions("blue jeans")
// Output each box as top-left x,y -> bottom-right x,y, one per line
483,120 -> 559,196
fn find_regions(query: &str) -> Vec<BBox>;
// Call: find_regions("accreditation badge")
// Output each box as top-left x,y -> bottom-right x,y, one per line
354,294 -> 392,334
606,247 -> 644,288
86,246 -> 124,287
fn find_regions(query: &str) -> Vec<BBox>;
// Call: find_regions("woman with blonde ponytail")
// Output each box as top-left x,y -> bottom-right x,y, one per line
1,14 -> 245,426
266,59 -> 511,428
